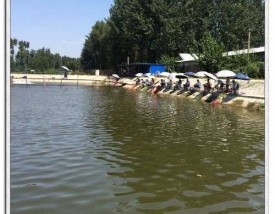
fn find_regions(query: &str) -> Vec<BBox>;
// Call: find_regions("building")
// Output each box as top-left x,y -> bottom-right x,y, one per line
175,53 -> 200,73
117,63 -> 166,77
176,46 -> 265,72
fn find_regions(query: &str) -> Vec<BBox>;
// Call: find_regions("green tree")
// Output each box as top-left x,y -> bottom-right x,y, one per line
15,40 -> 30,72
10,38 -> 18,71
106,0 -> 264,68
158,55 -> 177,72
195,32 -> 226,73
81,20 -> 111,71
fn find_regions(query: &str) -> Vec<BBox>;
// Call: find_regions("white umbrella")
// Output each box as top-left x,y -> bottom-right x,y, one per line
216,70 -> 236,78
168,73 -> 178,80
204,72 -> 218,81
194,71 -> 218,81
194,71 -> 208,77
135,73 -> 143,77
148,75 -> 155,80
159,72 -> 170,77
143,73 -> 151,77
61,66 -> 69,71
112,74 -> 120,79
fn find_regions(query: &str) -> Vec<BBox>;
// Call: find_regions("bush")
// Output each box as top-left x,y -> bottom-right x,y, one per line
223,53 -> 265,79
242,62 -> 264,79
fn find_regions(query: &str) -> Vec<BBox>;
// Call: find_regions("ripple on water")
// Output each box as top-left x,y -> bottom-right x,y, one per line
10,86 -> 264,213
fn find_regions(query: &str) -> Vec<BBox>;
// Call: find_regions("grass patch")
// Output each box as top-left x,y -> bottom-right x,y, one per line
259,103 -> 265,110
232,99 -> 244,106
247,102 -> 265,111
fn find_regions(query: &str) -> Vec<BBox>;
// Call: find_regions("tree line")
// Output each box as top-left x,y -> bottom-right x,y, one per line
80,0 -> 264,78
10,38 -> 80,74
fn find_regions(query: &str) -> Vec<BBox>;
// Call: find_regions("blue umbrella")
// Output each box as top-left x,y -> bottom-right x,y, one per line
184,71 -> 195,76
234,73 -> 250,80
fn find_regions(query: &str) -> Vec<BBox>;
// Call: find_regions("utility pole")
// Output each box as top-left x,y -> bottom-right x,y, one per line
127,56 -> 130,76
248,28 -> 251,53
247,28 -> 251,63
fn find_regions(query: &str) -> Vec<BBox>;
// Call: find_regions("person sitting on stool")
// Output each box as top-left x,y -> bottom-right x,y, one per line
183,78 -> 190,90
203,78 -> 211,91
194,79 -> 201,90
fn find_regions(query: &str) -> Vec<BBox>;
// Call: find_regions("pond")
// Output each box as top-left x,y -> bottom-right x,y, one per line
10,85 -> 265,213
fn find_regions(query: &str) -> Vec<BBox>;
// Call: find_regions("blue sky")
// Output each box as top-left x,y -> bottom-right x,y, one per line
11,0 -> 114,58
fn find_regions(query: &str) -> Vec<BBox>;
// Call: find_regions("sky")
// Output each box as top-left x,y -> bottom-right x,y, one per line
11,0 -> 114,58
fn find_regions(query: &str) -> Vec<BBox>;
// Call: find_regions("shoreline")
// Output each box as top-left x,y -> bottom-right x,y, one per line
10,73 -> 265,110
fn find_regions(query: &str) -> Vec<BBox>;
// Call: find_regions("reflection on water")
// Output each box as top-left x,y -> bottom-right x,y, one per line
11,85 -> 264,213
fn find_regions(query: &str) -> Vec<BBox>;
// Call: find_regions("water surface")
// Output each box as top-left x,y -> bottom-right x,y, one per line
10,85 -> 265,213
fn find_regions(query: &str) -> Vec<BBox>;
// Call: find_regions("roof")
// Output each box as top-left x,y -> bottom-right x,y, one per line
176,53 -> 198,63
176,46 -> 265,63
130,62 -> 165,66
223,46 -> 264,57
117,62 -> 165,67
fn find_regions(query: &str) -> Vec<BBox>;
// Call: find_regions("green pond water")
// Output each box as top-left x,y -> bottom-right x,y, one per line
10,85 -> 265,213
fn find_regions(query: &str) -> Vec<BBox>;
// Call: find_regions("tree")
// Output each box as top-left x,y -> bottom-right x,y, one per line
15,40 -> 30,72
106,0 -> 264,68
158,55 -> 177,72
195,32 -> 226,73
11,38 -> 79,74
10,38 -> 18,71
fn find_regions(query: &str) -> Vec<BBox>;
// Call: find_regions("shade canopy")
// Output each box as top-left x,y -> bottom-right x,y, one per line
194,71 -> 218,81
184,71 -> 195,76
204,72 -> 218,81
148,75 -> 155,79
144,73 -> 151,77
194,71 -> 208,77
216,70 -> 236,78
159,71 -> 170,77
175,74 -> 188,79
234,73 -> 250,80
112,74 -> 120,79
135,73 -> 143,77
61,66 -> 69,71
168,73 -> 178,80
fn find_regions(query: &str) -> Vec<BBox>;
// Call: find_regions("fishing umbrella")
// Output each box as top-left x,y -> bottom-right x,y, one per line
204,72 -> 218,81
194,71 -> 208,77
112,74 -> 120,79
216,70 -> 236,78
61,66 -> 69,71
168,73 -> 178,80
234,73 -> 250,80
184,71 -> 195,77
175,74 -> 188,79
159,72 -> 170,77
135,73 -> 143,77
148,75 -> 156,80
143,73 -> 151,77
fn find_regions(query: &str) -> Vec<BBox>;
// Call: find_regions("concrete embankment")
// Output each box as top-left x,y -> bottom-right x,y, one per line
11,73 -> 264,110
11,73 -> 107,86
121,77 -> 265,110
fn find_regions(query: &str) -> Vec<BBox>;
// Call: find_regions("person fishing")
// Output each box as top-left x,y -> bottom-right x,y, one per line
183,78 -> 190,90
231,80 -> 240,95
194,79 -> 201,89
203,78 -> 211,91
